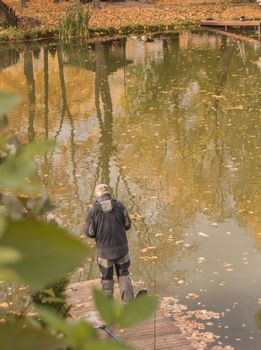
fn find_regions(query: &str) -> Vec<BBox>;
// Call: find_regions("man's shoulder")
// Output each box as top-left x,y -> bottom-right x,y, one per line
88,203 -> 98,215
114,199 -> 125,208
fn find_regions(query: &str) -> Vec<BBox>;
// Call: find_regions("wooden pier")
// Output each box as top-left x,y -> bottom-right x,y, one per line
202,26 -> 261,44
66,279 -> 195,350
201,20 -> 261,34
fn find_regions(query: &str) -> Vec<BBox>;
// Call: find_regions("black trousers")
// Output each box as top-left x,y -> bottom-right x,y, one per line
97,253 -> 130,280
97,253 -> 134,303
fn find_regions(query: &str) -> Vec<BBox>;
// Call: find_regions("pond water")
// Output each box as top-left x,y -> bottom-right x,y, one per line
0,31 -> 260,349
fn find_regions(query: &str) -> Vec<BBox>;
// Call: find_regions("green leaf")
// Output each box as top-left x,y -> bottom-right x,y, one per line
0,246 -> 21,264
0,140 -> 55,194
0,322 -> 63,350
93,289 -> 122,326
0,154 -> 40,193
21,140 -> 56,160
38,307 -> 98,348
118,295 -> 159,328
67,319 -> 98,347
37,306 -> 69,334
0,219 -> 89,290
0,93 -> 19,118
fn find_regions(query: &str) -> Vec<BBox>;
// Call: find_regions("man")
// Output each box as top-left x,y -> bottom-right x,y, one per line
85,184 -> 134,303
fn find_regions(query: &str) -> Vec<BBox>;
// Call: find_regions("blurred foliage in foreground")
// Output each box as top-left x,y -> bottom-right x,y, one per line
32,277 -> 71,319
0,93 -> 159,349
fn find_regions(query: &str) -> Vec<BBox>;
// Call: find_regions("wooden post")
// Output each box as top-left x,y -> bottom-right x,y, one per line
258,23 -> 261,35
225,25 -> 228,31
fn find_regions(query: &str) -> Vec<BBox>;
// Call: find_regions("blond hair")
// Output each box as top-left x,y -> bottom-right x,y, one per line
95,184 -> 110,198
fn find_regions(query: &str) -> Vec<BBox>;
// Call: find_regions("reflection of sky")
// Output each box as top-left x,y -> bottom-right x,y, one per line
179,81 -> 199,110
173,217 -> 261,350
126,38 -> 164,64
0,32 -> 261,349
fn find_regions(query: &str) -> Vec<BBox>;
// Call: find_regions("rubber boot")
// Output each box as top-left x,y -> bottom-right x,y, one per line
101,279 -> 114,299
118,275 -> 134,304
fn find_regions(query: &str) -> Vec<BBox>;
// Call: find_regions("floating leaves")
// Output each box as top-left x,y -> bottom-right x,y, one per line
197,257 -> 206,264
161,297 -> 227,350
140,246 -> 156,253
186,293 -> 200,300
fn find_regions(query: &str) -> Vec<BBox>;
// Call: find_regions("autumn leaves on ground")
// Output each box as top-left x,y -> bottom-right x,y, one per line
2,0 -> 261,33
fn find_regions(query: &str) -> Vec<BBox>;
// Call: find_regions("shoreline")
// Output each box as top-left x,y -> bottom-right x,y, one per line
0,21 -> 199,44
0,1 -> 260,44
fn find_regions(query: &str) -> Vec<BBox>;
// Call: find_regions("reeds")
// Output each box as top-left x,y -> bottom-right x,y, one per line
59,4 -> 91,40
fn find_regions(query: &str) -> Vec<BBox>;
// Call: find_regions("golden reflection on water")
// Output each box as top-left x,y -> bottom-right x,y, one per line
0,31 -> 261,348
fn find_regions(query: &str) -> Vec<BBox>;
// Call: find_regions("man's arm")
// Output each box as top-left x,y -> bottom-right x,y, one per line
122,205 -> 131,231
84,207 -> 96,238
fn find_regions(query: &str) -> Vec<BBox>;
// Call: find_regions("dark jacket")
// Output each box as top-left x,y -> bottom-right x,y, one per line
84,194 -> 131,260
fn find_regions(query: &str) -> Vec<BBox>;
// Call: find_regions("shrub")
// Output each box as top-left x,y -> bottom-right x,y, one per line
32,277 -> 71,319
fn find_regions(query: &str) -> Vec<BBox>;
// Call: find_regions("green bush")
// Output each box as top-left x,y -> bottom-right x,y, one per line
32,277 -> 71,319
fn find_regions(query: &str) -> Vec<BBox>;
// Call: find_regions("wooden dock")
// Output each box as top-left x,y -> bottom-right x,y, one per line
203,27 -> 261,44
66,279 -> 195,350
201,20 -> 261,33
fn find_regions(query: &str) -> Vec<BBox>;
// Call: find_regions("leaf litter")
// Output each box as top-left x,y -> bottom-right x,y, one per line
161,297 -> 233,350
2,0 -> 261,31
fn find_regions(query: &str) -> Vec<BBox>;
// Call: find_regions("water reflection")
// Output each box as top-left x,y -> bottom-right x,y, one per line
24,46 -> 36,142
0,47 -> 19,71
0,32 -> 260,349
95,41 -> 114,186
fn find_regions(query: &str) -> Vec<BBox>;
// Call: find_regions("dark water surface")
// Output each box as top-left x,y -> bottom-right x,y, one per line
0,31 -> 260,349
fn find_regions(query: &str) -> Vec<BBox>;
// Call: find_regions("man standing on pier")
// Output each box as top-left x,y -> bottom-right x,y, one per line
84,184 -> 134,303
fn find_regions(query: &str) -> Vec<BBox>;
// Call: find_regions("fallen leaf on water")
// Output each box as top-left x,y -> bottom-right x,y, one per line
175,240 -> 184,245
177,280 -> 184,285
155,233 -> 163,237
227,105 -> 244,110
138,256 -> 148,261
212,95 -> 226,100
186,293 -> 199,300
141,246 -> 156,253
198,232 -> 209,237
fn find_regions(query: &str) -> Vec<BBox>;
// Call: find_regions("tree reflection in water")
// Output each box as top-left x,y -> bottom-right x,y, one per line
0,32 -> 261,349
24,45 -> 36,143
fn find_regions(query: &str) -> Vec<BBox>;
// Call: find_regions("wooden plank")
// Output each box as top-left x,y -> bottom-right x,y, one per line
66,279 -> 195,350
202,26 -> 261,44
201,20 -> 261,27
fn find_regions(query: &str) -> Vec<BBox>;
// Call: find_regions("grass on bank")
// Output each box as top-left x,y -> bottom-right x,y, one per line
0,21 -> 200,43
59,4 -> 91,39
